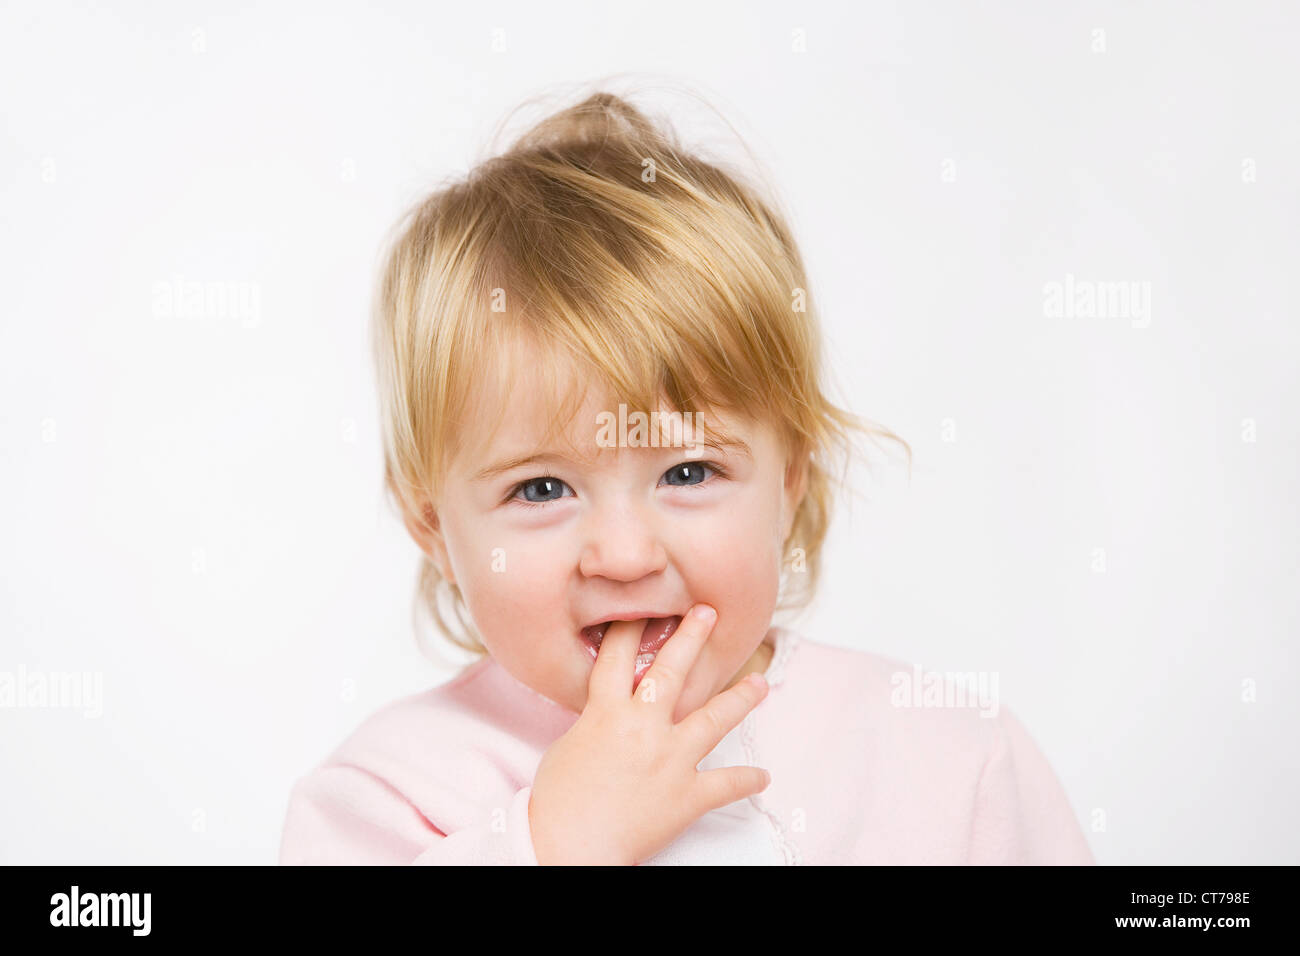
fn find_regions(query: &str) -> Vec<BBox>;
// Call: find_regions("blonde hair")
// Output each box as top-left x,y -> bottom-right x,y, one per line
371,87 -> 910,661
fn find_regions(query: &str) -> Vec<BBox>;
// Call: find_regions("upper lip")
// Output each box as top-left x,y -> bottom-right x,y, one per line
580,611 -> 685,631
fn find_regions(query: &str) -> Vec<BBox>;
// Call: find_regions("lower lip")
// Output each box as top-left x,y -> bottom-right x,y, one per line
580,617 -> 682,690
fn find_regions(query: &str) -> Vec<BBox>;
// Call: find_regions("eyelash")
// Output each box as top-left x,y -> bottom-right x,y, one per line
506,461 -> 728,510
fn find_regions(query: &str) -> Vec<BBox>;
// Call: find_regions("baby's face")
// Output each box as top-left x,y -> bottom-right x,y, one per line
421,359 -> 804,723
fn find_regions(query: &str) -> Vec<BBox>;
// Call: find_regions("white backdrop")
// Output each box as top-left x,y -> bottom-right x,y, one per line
1,0 -> 1296,865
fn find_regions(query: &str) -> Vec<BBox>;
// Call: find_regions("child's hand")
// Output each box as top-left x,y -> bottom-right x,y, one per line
527,604 -> 772,865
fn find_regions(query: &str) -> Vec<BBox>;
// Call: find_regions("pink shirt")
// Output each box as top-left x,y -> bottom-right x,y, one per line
278,626 -> 1096,865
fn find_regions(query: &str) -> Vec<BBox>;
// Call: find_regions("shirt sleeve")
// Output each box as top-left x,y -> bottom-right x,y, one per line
278,763 -> 539,866
966,708 -> 1096,865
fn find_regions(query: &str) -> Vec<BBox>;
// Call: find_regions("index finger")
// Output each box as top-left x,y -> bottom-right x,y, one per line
587,618 -> 647,706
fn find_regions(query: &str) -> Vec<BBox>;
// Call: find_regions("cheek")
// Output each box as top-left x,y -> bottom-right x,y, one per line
687,479 -> 787,569
673,486 -> 785,635
445,518 -> 569,658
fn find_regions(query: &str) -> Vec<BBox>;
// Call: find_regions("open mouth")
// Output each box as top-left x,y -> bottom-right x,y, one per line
579,616 -> 683,685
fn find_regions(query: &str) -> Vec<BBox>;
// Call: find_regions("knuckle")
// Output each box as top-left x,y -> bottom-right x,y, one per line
737,680 -> 765,708
652,661 -> 682,688
726,770 -> 751,801
702,703 -> 727,737
606,706 -> 638,734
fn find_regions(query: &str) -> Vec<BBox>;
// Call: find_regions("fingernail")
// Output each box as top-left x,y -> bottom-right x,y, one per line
692,604 -> 716,624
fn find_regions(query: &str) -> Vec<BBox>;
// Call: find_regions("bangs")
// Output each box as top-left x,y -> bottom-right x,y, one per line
439,300 -> 753,474
427,146 -> 804,472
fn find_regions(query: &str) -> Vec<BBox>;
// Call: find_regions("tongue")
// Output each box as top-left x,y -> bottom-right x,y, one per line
640,616 -> 680,649
585,616 -> 681,652
633,617 -> 683,658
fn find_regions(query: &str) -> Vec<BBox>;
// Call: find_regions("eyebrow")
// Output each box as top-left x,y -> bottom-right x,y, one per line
472,438 -> 751,483
473,452 -> 587,483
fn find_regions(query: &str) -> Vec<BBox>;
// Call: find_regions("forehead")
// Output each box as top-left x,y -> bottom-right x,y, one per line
457,337 -> 596,461
453,334 -> 760,470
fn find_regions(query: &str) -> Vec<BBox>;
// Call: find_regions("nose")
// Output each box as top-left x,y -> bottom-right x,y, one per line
577,496 -> 668,582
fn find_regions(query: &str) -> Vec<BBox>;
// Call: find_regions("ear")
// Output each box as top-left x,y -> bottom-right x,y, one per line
402,501 -> 456,586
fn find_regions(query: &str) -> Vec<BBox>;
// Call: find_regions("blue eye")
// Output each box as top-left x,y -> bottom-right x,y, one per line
506,461 -> 726,510
660,461 -> 715,486
511,477 -> 573,505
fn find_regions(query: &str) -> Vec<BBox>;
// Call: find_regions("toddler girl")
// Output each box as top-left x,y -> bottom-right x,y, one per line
278,89 -> 1095,865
